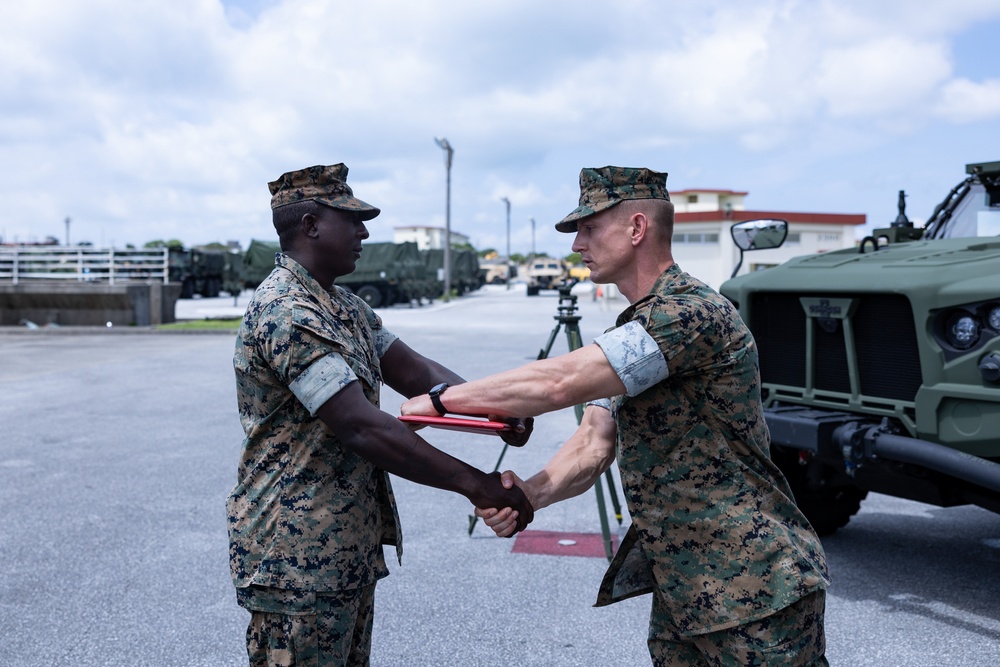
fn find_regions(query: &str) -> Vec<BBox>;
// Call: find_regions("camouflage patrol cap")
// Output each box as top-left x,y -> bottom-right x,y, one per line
555,166 -> 669,232
268,163 -> 380,220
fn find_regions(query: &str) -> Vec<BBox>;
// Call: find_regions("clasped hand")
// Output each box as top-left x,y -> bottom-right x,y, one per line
475,470 -> 532,538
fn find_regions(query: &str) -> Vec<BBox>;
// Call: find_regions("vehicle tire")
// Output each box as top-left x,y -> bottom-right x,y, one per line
772,446 -> 867,536
180,277 -> 195,299
526,284 -> 540,297
355,285 -> 383,308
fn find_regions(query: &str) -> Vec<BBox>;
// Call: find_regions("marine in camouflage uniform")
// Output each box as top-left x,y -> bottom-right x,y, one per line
402,167 -> 830,666
591,262 -> 829,665
228,164 -> 534,667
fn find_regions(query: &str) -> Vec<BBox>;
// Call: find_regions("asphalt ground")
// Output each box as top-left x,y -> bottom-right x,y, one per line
2,283 -> 1000,666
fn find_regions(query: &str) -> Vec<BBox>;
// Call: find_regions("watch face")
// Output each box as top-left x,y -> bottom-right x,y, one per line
430,383 -> 448,396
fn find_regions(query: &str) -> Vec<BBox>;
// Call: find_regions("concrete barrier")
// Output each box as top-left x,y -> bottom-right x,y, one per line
0,282 -> 182,326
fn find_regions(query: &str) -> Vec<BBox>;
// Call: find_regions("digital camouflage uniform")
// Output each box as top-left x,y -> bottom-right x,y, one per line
558,166 -> 829,665
228,252 -> 401,665
226,163 -> 395,665
229,251 -> 401,589
594,264 -> 829,664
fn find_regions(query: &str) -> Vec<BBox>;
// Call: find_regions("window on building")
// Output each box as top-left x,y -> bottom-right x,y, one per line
687,194 -> 698,204
786,232 -> 801,244
673,233 -> 719,244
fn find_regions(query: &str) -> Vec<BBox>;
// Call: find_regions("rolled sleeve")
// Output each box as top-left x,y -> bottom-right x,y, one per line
594,321 -> 669,397
288,352 -> 358,415
374,327 -> 399,358
587,397 -> 613,411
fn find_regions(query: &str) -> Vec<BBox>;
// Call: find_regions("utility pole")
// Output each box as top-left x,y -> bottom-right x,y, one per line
501,196 -> 511,290
65,217 -> 71,246
530,217 -> 536,259
434,138 -> 454,301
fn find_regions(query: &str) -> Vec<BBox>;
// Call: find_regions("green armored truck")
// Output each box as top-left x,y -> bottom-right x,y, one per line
720,160 -> 1000,534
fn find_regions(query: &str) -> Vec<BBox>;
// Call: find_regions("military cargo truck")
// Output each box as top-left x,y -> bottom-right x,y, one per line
420,248 -> 483,298
241,239 -> 280,291
241,239 -> 473,307
334,241 -> 435,308
720,160 -> 1000,535
170,246 -> 243,298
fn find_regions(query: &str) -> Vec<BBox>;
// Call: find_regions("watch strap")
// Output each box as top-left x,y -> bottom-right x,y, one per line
429,383 -> 449,415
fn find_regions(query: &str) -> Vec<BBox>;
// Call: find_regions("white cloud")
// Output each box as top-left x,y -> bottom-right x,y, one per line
1,0 -> 1000,250
934,78 -> 1000,122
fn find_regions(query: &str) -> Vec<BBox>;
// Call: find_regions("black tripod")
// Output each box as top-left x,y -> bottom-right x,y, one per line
468,282 -> 623,561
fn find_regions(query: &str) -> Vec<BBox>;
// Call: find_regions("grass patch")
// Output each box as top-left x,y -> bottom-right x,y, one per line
157,318 -> 242,331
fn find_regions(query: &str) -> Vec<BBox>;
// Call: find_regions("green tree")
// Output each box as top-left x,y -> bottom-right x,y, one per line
145,239 -> 185,251
564,252 -> 582,265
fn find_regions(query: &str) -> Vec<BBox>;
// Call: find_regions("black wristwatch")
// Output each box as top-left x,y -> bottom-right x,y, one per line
428,382 -> 449,415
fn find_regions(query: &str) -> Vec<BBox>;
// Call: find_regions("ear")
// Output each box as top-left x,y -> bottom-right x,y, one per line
301,212 -> 320,239
628,211 -> 649,247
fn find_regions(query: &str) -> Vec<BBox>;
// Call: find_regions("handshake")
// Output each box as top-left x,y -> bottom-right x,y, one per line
474,470 -> 534,538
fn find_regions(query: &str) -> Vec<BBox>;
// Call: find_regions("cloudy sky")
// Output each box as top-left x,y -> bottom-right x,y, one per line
3,0 -> 1000,257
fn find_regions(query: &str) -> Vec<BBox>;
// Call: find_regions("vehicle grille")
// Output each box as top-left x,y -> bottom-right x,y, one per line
749,292 -> 923,403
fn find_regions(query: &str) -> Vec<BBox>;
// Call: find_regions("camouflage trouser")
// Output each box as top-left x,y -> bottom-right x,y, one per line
648,589 -> 828,667
238,584 -> 376,667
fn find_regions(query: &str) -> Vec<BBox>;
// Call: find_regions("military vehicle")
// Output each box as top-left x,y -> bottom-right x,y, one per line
420,248 -> 483,298
327,241 -> 414,307
525,257 -> 568,296
241,239 -> 479,307
169,246 -> 243,298
241,239 -> 280,291
720,160 -> 1000,535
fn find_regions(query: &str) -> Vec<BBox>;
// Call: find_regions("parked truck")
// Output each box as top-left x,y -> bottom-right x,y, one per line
170,246 -> 242,298
420,248 -> 482,299
525,257 -> 568,296
719,160 -> 1000,535
332,241 -> 429,308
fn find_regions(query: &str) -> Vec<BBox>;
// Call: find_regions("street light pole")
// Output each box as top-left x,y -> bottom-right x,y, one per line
65,217 -> 71,246
434,138 -> 454,301
530,217 -> 536,259
501,197 -> 511,290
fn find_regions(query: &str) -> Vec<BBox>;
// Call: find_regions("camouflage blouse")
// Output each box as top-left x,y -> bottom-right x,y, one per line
594,264 -> 829,636
228,254 -> 401,594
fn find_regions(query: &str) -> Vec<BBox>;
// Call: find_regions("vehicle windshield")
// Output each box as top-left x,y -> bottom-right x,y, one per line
934,182 -> 1000,239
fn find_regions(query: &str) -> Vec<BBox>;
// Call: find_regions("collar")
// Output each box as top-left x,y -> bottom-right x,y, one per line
275,253 -> 345,312
615,264 -> 683,327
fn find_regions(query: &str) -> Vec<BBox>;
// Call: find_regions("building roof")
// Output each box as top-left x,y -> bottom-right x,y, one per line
670,188 -> 749,196
675,210 -> 866,226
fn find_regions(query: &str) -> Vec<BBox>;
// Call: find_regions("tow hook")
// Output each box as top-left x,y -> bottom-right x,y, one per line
833,421 -> 868,477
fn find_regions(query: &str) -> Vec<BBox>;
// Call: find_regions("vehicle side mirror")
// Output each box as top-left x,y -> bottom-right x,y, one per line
731,218 -> 788,251
730,218 -> 788,278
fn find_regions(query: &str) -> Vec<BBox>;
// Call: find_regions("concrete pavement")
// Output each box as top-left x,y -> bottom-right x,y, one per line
3,283 -> 1000,666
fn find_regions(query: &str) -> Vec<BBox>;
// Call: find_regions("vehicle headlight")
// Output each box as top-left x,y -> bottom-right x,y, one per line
946,313 -> 980,349
989,305 -> 1000,331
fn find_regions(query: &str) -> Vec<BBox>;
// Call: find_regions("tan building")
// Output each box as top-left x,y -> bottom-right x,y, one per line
670,189 -> 866,288
393,225 -> 470,250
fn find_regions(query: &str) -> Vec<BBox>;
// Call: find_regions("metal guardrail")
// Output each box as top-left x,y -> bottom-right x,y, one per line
0,246 -> 170,285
